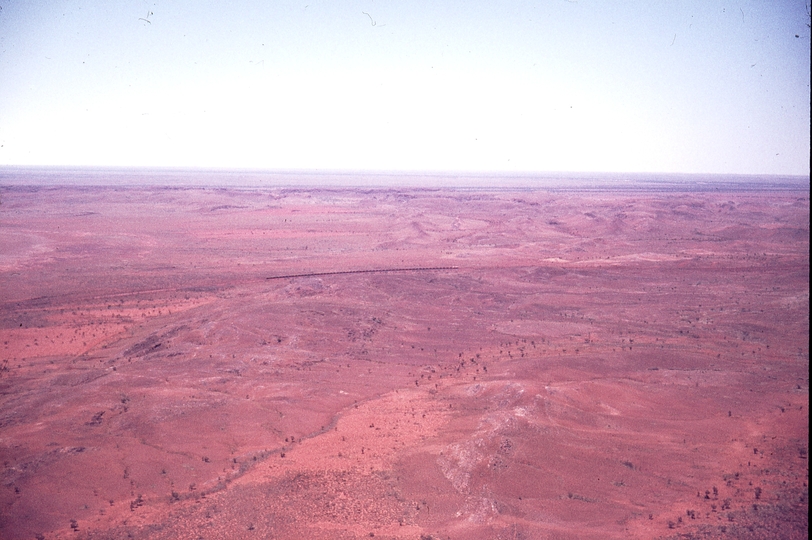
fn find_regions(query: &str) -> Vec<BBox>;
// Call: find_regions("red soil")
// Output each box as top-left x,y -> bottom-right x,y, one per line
0,185 -> 808,539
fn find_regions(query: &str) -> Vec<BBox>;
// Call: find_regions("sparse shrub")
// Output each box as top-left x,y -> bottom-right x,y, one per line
130,494 -> 144,511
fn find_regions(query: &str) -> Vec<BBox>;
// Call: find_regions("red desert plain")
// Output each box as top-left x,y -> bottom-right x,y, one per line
0,180 -> 808,539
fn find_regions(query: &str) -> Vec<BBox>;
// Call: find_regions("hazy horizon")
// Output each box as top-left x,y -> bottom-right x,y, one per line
1,1 -> 809,177
0,165 -> 808,189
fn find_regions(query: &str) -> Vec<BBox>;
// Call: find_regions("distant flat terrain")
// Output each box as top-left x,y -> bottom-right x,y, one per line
0,183 -> 808,539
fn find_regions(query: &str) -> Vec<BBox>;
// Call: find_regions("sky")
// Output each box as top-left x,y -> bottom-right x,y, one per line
0,0 -> 809,175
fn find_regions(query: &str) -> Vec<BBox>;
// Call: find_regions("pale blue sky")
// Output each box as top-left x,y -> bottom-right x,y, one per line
0,1 -> 809,175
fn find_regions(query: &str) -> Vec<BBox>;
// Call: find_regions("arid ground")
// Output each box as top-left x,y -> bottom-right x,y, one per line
0,183 -> 808,539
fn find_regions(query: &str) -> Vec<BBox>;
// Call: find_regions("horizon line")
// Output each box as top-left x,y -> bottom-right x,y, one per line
0,164 -> 809,179
0,165 -> 808,191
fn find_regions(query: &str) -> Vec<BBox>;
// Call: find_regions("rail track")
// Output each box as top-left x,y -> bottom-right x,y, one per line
266,266 -> 460,280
